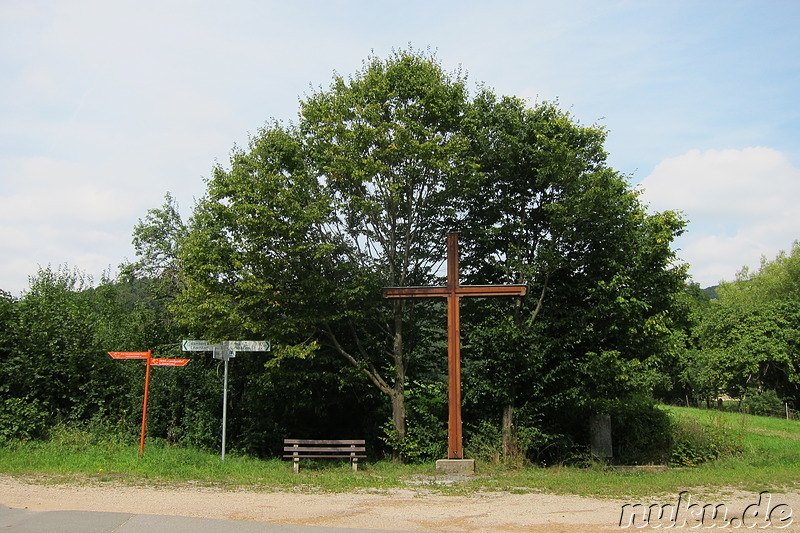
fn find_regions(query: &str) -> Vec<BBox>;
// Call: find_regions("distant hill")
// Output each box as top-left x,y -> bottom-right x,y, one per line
702,285 -> 719,299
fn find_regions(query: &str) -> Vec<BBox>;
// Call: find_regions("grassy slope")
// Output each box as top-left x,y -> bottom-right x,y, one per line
0,406 -> 797,498
477,406 -> 800,498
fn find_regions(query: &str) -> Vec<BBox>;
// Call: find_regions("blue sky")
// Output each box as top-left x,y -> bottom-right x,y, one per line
2,0 -> 799,295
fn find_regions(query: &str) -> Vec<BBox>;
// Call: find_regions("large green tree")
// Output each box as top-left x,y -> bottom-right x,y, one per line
457,91 -> 687,457
298,49 -> 473,449
169,50 -> 473,458
143,49 -> 689,460
693,242 -> 800,406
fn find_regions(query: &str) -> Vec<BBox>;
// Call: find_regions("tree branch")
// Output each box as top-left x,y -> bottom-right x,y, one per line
528,270 -> 552,326
322,322 -> 393,395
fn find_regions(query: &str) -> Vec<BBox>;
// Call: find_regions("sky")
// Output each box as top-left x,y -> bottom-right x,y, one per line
2,0 -> 799,296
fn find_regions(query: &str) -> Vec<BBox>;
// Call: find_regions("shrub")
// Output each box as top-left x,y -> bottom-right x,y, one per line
464,420 -> 502,463
46,416 -> 135,450
742,389 -> 784,417
669,413 -> 743,467
465,418 -> 571,467
380,420 -> 446,462
611,399 -> 673,465
380,381 -> 447,462
0,397 -> 48,444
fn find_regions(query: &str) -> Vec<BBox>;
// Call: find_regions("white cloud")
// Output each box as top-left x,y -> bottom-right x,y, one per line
638,147 -> 800,286
0,157 -> 135,222
0,156 -> 139,296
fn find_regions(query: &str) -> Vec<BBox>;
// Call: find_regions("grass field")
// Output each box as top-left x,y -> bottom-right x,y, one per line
1,406 -> 797,499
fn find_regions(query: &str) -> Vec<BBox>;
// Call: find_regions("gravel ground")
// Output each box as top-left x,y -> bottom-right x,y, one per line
1,475 -> 798,532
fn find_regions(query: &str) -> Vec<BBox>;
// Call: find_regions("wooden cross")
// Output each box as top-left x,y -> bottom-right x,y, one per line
383,232 -> 527,459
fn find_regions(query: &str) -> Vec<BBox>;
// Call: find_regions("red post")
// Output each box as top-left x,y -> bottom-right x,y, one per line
108,350 -> 188,458
139,350 -> 152,458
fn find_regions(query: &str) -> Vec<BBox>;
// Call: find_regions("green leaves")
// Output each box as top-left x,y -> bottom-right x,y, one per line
120,49 -> 693,460
459,87 -> 688,424
174,122 -> 338,341
690,242 -> 800,403
300,49 -> 471,286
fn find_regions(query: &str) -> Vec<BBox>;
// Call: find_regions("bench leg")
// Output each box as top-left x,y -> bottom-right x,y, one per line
352,458 -> 358,473
293,457 -> 299,474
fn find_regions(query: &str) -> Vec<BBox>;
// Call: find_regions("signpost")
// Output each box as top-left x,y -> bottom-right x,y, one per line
182,340 -> 271,460
107,351 -> 189,457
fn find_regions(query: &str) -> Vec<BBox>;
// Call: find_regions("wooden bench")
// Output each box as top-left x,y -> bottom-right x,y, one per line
283,439 -> 366,473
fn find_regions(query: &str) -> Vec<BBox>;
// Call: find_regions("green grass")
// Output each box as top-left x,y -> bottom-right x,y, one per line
1,406 -> 798,499
0,442 -> 434,492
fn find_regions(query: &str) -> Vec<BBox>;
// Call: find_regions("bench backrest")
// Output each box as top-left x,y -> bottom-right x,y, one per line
283,439 -> 366,455
284,439 -> 365,446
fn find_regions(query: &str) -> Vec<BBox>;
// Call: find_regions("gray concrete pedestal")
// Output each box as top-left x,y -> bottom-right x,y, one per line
435,459 -> 475,474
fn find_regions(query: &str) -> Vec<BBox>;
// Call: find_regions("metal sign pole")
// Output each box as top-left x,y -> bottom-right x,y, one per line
182,340 -> 270,462
222,356 -> 228,461
139,350 -> 152,458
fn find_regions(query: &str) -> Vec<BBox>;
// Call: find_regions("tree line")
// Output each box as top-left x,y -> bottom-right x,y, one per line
2,49 -> 794,463
673,244 -> 800,415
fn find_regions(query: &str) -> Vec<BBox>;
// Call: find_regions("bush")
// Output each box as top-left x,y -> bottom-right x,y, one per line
742,389 -> 784,417
0,397 -> 48,444
611,399 -> 673,465
47,417 -> 135,450
380,420 -> 446,462
380,381 -> 447,462
669,413 -> 743,467
464,416 -> 569,467
464,421 -> 502,463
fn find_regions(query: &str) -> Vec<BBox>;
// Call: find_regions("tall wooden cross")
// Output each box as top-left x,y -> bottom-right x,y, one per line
383,232 -> 527,459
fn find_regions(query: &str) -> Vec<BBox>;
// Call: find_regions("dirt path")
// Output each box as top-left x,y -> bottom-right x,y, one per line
1,475 -> 798,532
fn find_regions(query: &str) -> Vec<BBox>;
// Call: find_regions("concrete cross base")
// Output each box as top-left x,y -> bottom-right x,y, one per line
435,459 -> 475,474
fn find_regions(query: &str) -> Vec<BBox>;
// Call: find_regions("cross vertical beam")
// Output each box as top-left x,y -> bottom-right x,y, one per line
382,232 -> 526,460
445,232 -> 463,459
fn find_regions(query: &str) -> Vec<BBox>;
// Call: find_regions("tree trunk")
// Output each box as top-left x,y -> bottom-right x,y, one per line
390,387 -> 407,462
389,301 -> 407,462
501,403 -> 518,459
322,316 -> 408,461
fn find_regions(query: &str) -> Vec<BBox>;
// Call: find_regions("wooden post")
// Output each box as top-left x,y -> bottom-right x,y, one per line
590,414 -> 613,460
445,233 -> 462,458
383,232 -> 527,460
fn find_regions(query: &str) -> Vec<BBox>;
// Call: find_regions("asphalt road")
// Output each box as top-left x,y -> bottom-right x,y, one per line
0,505 -> 423,533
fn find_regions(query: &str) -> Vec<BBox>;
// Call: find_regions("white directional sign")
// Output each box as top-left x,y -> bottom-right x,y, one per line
181,340 -> 217,352
213,344 -> 233,361
182,340 -> 270,353
226,340 -> 270,352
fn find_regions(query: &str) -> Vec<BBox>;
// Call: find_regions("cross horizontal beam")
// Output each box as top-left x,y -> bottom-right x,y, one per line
383,284 -> 527,298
